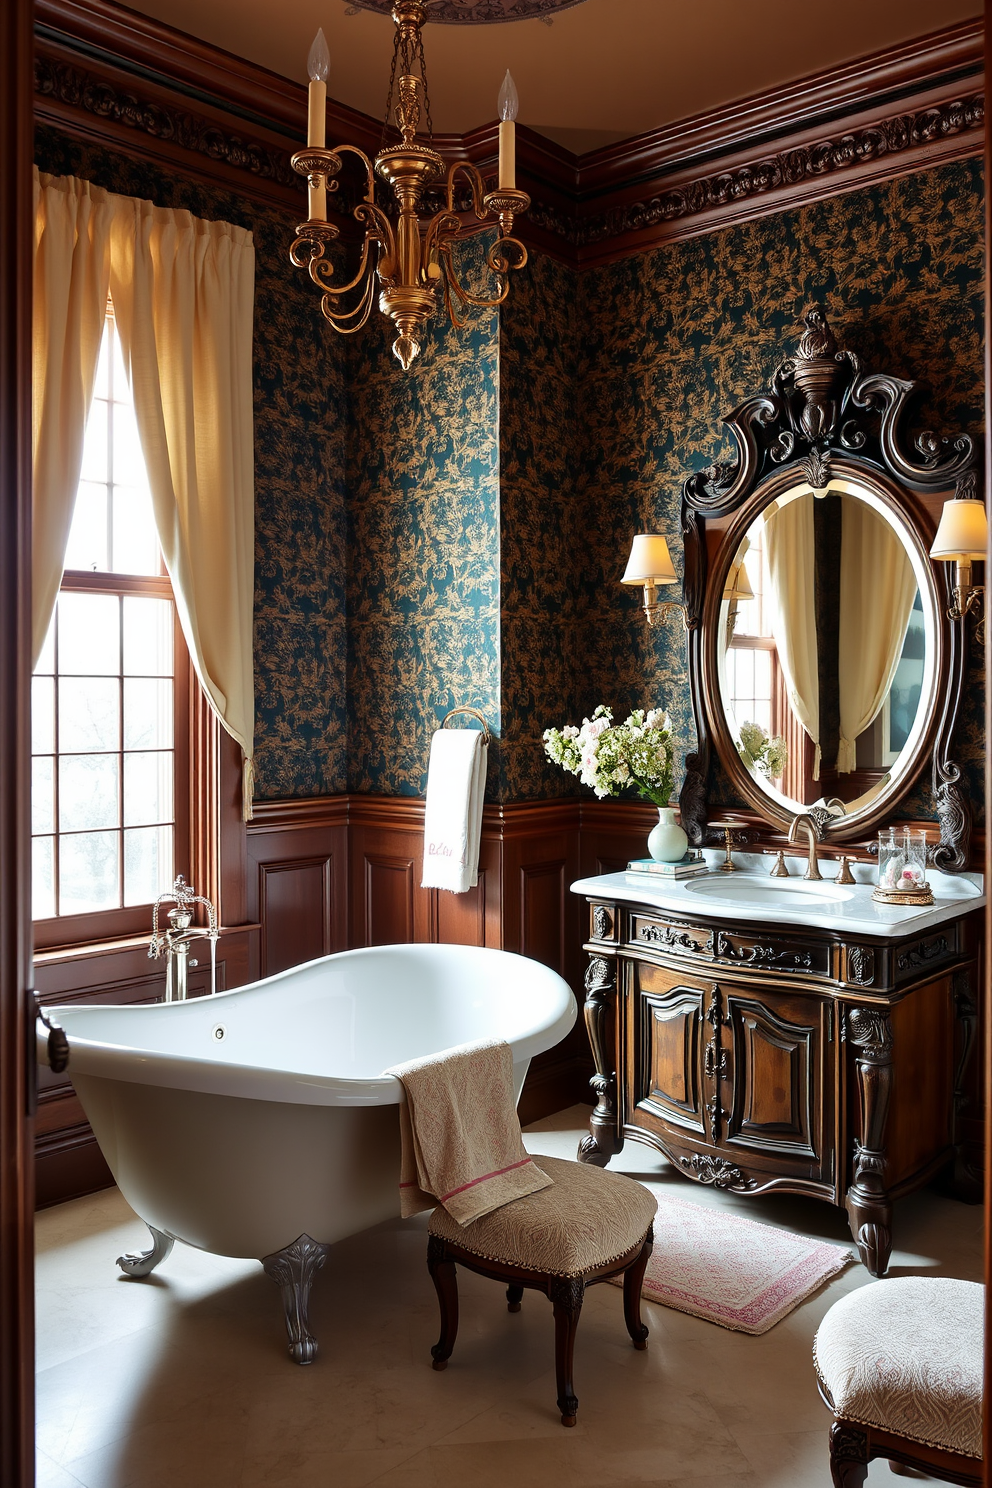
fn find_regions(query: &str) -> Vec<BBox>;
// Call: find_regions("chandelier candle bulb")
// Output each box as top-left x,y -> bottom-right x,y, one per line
306,29 -> 329,219
498,70 -> 518,189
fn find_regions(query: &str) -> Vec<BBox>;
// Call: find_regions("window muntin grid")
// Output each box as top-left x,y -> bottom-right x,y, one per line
727,529 -> 776,736
32,304 -> 178,924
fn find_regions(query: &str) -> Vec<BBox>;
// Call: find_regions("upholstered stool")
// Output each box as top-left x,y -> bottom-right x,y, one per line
814,1277 -> 983,1486
426,1154 -> 656,1427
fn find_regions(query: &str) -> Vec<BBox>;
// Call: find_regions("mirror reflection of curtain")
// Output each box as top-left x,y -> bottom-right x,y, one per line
837,502 -> 917,773
763,494 -> 821,778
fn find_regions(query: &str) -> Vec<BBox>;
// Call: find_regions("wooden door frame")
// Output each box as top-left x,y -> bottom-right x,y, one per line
0,0 -> 36,1480
985,7 -> 991,1484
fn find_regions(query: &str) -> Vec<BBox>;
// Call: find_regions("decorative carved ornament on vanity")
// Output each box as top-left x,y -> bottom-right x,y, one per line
574,306 -> 983,1277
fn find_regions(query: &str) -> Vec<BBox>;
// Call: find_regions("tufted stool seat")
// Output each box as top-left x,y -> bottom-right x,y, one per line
814,1276 -> 984,1486
427,1154 -> 657,1426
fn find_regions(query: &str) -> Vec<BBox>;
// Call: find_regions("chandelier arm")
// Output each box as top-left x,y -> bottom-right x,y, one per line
445,160 -> 490,220
321,274 -> 377,334
307,230 -> 378,297
331,143 -> 377,202
487,235 -> 528,275
440,241 -> 510,312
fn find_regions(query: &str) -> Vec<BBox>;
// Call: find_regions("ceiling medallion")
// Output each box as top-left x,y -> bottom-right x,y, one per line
290,1 -> 530,369
345,0 -> 588,22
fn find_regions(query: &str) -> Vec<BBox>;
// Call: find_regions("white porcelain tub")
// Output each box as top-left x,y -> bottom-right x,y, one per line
38,943 -> 575,1360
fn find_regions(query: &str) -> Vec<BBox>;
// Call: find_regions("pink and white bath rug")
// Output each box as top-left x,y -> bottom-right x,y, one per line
611,1192 -> 855,1334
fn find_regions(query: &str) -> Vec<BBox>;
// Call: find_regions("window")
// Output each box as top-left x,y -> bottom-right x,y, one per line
32,302 -> 189,947
725,530 -> 777,739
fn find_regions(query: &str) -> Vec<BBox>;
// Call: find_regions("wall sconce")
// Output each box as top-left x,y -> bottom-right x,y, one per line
930,492 -> 988,644
621,534 -> 687,628
724,560 -> 754,642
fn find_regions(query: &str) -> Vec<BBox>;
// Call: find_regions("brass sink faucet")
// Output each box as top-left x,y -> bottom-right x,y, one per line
788,813 -> 823,881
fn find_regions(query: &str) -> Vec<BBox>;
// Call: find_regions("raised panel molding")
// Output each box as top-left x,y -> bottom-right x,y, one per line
725,995 -> 818,1159
32,3 -> 982,266
258,857 -> 332,977
363,853 -> 416,946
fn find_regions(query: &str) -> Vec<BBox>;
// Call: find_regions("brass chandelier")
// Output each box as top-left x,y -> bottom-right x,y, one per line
289,1 -> 531,370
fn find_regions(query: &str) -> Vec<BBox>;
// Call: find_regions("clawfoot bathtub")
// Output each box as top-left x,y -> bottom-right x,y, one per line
38,943 -> 576,1363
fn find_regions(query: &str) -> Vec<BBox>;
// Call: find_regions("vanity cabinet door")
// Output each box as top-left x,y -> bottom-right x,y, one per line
630,962 -> 708,1138
722,986 -> 835,1184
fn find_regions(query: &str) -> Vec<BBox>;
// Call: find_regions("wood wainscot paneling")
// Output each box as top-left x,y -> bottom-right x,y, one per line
246,797 -> 348,977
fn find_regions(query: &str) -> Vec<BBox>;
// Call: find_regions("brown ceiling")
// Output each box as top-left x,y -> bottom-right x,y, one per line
123,0 -> 982,153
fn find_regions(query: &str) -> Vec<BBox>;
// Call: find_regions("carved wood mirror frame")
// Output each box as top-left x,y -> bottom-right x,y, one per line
676,305 -> 978,871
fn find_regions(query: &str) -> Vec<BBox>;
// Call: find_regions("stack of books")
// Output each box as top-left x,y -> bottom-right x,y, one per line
626,852 -> 710,881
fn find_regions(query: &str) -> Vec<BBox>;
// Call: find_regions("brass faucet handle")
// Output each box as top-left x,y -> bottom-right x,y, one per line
769,851 -> 789,878
835,855 -> 856,885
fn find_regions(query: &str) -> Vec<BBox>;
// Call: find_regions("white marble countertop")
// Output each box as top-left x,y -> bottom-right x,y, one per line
571,852 -> 984,940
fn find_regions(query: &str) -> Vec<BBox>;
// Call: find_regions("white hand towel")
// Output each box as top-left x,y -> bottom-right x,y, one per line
421,728 -> 487,893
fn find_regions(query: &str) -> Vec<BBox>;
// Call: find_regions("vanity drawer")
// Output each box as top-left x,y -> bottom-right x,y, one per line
631,914 -> 714,960
628,913 -> 830,978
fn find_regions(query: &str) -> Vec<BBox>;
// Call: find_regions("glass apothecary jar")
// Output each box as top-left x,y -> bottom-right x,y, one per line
872,826 -> 933,905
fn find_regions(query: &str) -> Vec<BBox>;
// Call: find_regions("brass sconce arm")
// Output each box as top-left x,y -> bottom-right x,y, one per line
947,563 -> 985,644
640,580 -> 690,631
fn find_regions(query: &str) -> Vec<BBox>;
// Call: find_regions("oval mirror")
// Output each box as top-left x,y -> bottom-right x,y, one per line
711,473 -> 941,831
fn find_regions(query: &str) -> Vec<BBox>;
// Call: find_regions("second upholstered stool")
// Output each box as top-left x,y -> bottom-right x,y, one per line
426,1153 -> 657,1426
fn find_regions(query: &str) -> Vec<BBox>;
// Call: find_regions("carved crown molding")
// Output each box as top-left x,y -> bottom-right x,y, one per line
32,3 -> 984,263
571,94 -> 984,251
34,53 -> 300,195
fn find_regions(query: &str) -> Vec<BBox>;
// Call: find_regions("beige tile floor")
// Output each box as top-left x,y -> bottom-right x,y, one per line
36,1105 -> 983,1488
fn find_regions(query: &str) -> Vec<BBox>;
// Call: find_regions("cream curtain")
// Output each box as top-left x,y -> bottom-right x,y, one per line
837,501 -> 917,774
763,493 -> 821,779
32,172 -> 115,665
32,170 -> 256,814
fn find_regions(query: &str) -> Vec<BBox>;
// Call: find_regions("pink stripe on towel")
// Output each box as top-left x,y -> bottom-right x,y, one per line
440,1156 -> 536,1203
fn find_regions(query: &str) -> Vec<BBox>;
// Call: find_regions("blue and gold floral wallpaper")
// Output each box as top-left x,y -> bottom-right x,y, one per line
36,121 -> 984,823
345,232 -> 501,797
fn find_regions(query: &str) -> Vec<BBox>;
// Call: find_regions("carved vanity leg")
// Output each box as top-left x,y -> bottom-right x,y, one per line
622,1226 -> 652,1350
577,955 -> 625,1168
116,1223 -> 175,1278
505,1283 -> 524,1313
828,1423 -> 869,1487
947,968 -> 982,1202
845,1007 -> 893,1277
427,1234 -> 459,1369
550,1276 -> 584,1427
261,1233 -> 329,1365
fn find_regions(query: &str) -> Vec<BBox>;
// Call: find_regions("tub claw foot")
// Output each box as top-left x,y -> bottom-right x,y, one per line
262,1233 -> 329,1365
117,1224 -> 175,1278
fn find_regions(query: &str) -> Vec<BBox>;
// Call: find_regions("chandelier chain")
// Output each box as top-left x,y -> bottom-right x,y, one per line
379,28 -> 402,150
416,29 -> 434,139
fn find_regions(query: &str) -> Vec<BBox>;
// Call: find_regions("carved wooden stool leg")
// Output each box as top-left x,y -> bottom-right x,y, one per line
550,1276 -> 584,1427
506,1284 -> 523,1313
623,1227 -> 652,1350
427,1234 -> 459,1371
829,1422 -> 870,1488
261,1233 -> 329,1365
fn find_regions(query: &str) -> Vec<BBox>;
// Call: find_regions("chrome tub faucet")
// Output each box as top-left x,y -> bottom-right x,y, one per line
149,875 -> 220,1001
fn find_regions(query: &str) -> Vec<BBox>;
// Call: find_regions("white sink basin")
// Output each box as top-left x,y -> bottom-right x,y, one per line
684,875 -> 855,909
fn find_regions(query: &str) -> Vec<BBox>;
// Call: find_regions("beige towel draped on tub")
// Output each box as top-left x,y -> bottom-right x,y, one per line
384,1039 -> 552,1225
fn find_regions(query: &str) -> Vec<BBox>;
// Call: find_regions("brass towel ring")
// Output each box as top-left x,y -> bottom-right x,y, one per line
440,706 -> 491,746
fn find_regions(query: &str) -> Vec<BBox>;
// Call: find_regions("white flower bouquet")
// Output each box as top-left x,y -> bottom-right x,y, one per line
543,705 -> 675,807
738,719 -> 788,779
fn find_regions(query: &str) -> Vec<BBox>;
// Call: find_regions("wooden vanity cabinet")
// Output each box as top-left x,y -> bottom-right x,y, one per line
577,896 -> 980,1277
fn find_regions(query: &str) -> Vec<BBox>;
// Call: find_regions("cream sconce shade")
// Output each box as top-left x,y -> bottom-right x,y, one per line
621,534 -> 687,627
723,560 -> 753,641
930,493 -> 987,644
